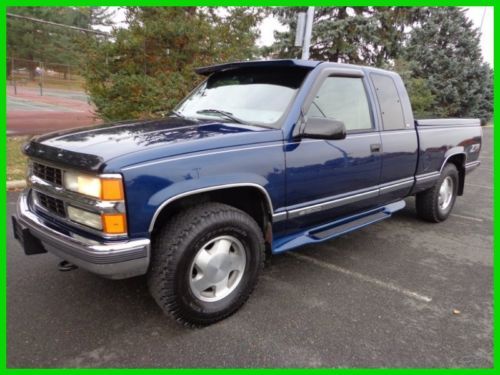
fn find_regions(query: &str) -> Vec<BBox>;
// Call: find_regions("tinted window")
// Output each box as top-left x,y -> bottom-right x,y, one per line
370,73 -> 406,130
307,76 -> 373,132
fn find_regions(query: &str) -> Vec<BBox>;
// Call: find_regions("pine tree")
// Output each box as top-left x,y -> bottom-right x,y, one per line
404,7 -> 492,122
265,7 -> 428,67
7,7 -> 113,77
394,59 -> 435,118
82,7 -> 263,120
472,64 -> 493,124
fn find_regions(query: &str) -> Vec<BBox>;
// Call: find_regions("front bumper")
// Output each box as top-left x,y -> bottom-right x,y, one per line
13,190 -> 150,279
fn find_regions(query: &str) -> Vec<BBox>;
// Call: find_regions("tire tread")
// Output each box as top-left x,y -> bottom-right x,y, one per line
416,164 -> 458,223
148,202 -> 264,327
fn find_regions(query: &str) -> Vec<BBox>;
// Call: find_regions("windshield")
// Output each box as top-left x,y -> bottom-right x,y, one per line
175,67 -> 310,128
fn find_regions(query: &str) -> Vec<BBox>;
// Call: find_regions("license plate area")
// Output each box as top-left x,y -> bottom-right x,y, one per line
12,217 -> 47,255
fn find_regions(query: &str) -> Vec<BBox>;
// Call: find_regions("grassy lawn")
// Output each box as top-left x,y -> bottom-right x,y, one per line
7,136 -> 29,182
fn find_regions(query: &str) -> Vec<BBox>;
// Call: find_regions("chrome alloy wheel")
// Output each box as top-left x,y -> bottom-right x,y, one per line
438,176 -> 454,211
189,235 -> 246,302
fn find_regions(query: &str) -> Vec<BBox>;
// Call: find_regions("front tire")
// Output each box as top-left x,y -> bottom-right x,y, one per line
148,202 -> 265,326
416,163 -> 459,222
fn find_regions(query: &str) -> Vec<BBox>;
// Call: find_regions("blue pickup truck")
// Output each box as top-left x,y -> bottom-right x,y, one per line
12,59 -> 482,325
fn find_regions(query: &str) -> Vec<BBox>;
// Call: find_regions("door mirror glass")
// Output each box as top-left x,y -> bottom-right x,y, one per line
302,117 -> 346,140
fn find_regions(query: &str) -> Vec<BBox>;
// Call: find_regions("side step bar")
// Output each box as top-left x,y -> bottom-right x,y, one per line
272,200 -> 405,254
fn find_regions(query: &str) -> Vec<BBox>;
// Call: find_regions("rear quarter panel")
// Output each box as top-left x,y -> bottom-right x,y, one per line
416,120 -> 482,175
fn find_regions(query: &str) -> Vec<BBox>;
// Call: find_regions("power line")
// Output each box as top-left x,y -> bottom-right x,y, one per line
7,12 -> 110,36
480,7 -> 487,31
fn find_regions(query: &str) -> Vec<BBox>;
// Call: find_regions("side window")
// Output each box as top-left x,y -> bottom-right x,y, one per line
307,76 -> 373,132
370,73 -> 406,130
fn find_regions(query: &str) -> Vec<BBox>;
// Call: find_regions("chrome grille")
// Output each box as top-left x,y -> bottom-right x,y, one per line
33,162 -> 63,186
37,192 -> 66,217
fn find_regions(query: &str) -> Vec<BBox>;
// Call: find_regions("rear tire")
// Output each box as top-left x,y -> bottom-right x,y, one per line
416,163 -> 459,222
148,202 -> 265,326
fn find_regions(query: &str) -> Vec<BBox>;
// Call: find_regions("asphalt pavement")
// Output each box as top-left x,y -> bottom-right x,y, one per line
7,128 -> 493,368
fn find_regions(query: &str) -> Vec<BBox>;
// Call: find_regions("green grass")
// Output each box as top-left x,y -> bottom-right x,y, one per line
7,136 -> 29,182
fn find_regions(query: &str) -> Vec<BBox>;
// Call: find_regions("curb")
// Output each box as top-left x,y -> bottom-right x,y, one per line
7,180 -> 26,191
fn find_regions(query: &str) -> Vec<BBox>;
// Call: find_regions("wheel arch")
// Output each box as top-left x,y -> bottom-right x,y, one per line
441,152 -> 466,195
149,183 -> 275,237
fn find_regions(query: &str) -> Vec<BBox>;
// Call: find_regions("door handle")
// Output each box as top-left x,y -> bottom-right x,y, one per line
370,143 -> 382,153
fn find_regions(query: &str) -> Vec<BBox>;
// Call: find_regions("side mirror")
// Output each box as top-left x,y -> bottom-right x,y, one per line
302,117 -> 346,140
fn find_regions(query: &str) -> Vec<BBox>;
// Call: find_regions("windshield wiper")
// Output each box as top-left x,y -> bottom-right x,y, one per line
169,109 -> 184,118
196,109 -> 250,125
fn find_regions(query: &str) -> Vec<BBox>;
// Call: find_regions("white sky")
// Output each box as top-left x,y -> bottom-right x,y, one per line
105,7 -> 494,67
464,7 -> 494,67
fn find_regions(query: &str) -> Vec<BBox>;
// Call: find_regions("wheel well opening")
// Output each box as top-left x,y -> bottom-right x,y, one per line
445,154 -> 466,195
151,187 -> 272,239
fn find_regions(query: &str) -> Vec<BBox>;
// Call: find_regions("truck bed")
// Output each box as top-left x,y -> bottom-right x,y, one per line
413,118 -> 482,194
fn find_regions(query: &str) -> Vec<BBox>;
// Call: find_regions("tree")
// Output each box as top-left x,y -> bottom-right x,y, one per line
82,7 -> 263,120
265,7 -> 428,67
403,7 -> 493,122
7,7 -> 113,78
472,64 -> 494,124
394,59 -> 435,118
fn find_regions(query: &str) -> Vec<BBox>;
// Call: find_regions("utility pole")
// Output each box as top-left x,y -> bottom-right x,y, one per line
302,7 -> 314,60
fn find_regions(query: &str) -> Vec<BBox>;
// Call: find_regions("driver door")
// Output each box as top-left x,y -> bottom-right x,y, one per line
285,70 -> 382,232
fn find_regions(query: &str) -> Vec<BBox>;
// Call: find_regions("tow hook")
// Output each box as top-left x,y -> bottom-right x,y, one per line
58,260 -> 78,272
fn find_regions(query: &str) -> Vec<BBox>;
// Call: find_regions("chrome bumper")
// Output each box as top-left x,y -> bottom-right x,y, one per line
14,191 -> 150,279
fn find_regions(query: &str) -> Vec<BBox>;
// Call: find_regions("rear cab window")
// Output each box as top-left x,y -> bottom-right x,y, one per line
370,73 -> 411,131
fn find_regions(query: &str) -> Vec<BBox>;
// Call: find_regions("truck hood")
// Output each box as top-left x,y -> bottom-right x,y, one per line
24,117 -> 283,172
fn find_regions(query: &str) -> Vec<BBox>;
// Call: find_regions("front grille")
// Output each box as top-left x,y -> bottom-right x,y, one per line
37,192 -> 66,217
33,162 -> 63,186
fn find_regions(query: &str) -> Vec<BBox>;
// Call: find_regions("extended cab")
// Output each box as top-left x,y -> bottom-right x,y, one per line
12,60 -> 482,325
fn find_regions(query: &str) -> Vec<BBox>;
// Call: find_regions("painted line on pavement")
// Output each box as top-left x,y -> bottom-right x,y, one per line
451,213 -> 484,222
288,252 -> 432,303
465,183 -> 493,190
8,98 -> 55,112
477,166 -> 493,172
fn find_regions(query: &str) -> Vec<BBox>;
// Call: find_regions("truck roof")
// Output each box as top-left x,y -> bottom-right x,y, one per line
195,59 -> 322,75
195,59 -> 398,77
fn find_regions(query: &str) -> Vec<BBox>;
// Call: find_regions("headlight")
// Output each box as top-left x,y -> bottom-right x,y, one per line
64,172 -> 124,201
67,206 -> 103,230
64,172 -> 101,198
67,207 -> 127,234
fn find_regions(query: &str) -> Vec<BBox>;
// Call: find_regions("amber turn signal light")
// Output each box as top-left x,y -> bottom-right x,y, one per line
102,213 -> 127,234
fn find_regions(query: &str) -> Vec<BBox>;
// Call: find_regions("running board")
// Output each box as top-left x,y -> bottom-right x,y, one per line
272,200 -> 405,254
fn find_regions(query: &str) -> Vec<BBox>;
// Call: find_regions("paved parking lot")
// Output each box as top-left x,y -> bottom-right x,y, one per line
7,128 -> 493,368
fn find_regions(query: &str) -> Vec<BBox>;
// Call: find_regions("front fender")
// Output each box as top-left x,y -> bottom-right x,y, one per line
121,143 -> 285,238
147,179 -> 275,233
